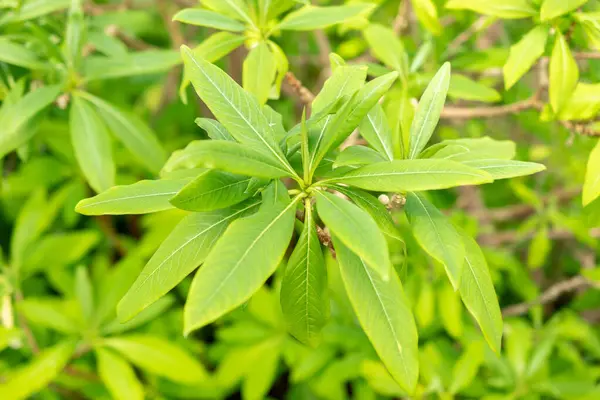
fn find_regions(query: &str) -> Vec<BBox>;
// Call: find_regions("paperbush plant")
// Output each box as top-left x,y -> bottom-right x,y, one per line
77,46 -> 545,392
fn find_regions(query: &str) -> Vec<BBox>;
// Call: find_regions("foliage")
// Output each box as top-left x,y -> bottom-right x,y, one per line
0,0 -> 599,399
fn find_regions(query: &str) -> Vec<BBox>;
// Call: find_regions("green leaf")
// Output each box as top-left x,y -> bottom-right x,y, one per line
184,186 -> 299,333
195,118 -> 235,141
11,190 -> 51,269
449,74 -> 501,103
162,140 -> 293,179
334,146 -> 387,168
277,4 -> 374,31
173,8 -> 246,31
103,335 -> 207,383
118,200 -> 259,321
549,32 -> 579,113
405,192 -> 465,289
311,65 -> 366,114
69,95 -> 115,193
333,238 -> 418,394
322,159 -> 493,192
408,63 -> 451,159
242,337 -> 284,400
83,50 -> 181,81
243,42 -> 277,105
584,141 -> 600,206
181,46 -> 297,178
410,0 -> 442,35
363,24 -> 409,77
461,159 -> 546,179
312,72 -> 399,175
426,136 -> 516,161
18,298 -> 79,334
0,340 -> 76,400
0,85 -> 61,159
170,170 -> 252,212
541,0 -> 588,21
315,191 -> 391,280
103,296 -> 174,335
503,25 -> 549,90
75,266 -> 94,322
438,280 -> 463,338
446,0 -> 537,19
63,0 -> 85,72
360,104 -> 395,161
180,32 -> 245,102
449,341 -> 485,394
96,348 -> 144,400
200,0 -> 255,27
557,82 -> 600,120
76,178 -> 190,215
0,38 -> 46,69
281,202 -> 328,345
458,231 -> 503,352
76,92 -> 166,174
0,0 -> 70,24
332,185 -> 402,242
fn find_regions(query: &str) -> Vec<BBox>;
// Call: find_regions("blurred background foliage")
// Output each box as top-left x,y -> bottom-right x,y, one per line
0,0 -> 599,399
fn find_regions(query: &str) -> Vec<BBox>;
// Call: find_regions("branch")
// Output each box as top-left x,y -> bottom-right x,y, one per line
502,276 -> 591,317
104,25 -> 155,51
447,16 -> 489,56
392,0 -> 410,35
441,96 -> 541,119
95,216 -> 127,257
284,72 -> 315,106
478,227 -> 600,246
14,290 -> 39,354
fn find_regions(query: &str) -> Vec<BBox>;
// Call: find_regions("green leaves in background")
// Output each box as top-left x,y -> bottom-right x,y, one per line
405,192 -> 465,289
583,141 -> 600,206
446,0 -> 537,19
173,8 -> 246,31
334,238 -> 418,394
83,50 -> 180,81
184,186 -> 298,334
541,0 -> 588,21
503,25 -> 548,89
96,348 -> 144,400
549,32 -> 579,113
0,85 -> 61,159
118,200 -> 260,321
0,38 -> 46,69
280,201 -> 328,345
408,63 -> 451,159
0,340 -> 76,400
410,0 -> 442,36
316,191 -> 391,280
363,24 -> 409,78
277,4 -> 374,31
69,95 -> 115,193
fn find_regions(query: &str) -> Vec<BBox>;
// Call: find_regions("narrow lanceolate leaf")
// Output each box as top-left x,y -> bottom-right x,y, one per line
458,231 -> 503,352
311,65 -> 366,114
541,0 -> 588,21
76,179 -> 191,215
312,72 -> 399,175
410,0 -> 442,35
181,46 -> 297,178
0,38 -> 46,69
76,92 -> 166,174
162,140 -> 293,179
173,9 -> 246,31
334,238 -> 418,394
96,348 -> 144,400
243,42 -> 277,105
445,0 -> 536,19
549,32 -> 579,113
280,202 -> 328,345
405,192 -> 464,289
334,146 -> 387,168
70,95 -> 115,193
277,4 -> 374,31
118,200 -> 260,321
103,335 -> 208,383
322,159 -> 493,192
363,24 -> 409,77
195,118 -> 235,141
583,141 -> 600,206
360,104 -> 395,161
0,340 -> 76,400
315,191 -> 391,280
461,159 -> 546,180
200,0 -> 255,26
0,85 -> 61,158
184,188 -> 299,334
170,170 -> 252,212
332,185 -> 402,242
503,26 -> 549,90
83,50 -> 181,81
408,63 -> 451,159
